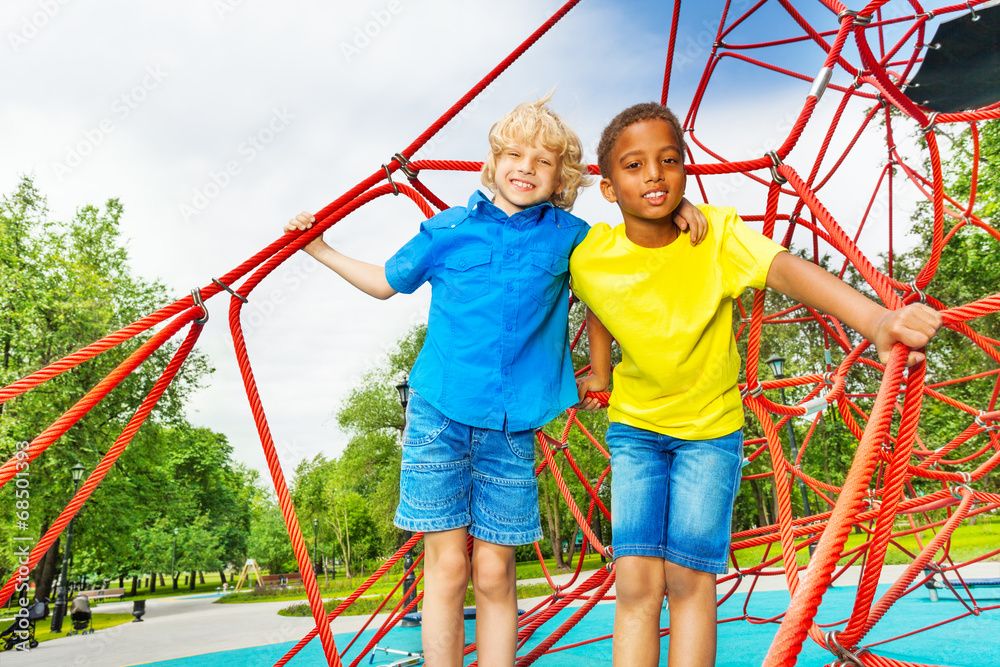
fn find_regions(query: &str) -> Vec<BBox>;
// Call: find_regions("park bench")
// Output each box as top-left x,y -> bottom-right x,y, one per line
257,575 -> 283,591
256,574 -> 304,591
76,587 -> 125,602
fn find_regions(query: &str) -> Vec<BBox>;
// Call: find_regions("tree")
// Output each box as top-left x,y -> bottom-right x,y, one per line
893,119 -> 1000,494
0,177 -> 213,599
247,493 -> 297,574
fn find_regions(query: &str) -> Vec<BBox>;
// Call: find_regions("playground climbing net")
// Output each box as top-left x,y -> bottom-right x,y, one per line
3,1 -> 1000,666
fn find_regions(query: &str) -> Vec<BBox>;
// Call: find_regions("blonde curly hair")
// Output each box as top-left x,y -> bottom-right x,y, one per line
480,95 -> 593,211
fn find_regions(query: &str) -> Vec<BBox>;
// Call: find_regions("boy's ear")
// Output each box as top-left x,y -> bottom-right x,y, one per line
599,177 -> 617,204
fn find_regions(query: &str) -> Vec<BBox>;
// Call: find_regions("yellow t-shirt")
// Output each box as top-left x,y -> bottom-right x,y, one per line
569,205 -> 786,439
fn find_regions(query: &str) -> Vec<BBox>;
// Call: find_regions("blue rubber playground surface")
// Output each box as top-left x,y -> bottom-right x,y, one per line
139,584 -> 1000,666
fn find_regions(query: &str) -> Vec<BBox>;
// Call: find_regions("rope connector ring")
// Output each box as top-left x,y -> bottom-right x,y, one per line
191,288 -> 209,325
741,383 -> 764,400
825,631 -> 867,667
950,484 -> 973,501
822,372 -> 837,386
836,10 -> 871,26
909,282 -> 927,303
212,278 -> 248,303
975,412 -> 997,432
381,163 -> 400,196
923,112 -> 939,135
550,440 -> 569,452
393,152 -> 419,179
766,150 -> 787,185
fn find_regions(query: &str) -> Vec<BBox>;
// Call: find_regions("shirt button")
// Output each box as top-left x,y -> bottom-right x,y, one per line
507,283 -> 513,292
505,323 -> 513,331
503,368 -> 510,376
460,261 -> 466,267
506,249 -> 514,256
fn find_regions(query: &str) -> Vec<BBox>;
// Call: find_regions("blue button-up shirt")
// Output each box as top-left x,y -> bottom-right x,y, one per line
386,191 -> 590,431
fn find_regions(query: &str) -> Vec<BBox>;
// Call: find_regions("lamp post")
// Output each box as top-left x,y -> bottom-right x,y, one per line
50,462 -> 86,633
395,378 -> 418,626
764,356 -> 816,540
313,517 -> 322,577
172,527 -> 179,590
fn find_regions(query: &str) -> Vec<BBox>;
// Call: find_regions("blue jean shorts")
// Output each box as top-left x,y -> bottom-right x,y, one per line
394,390 -> 543,546
607,422 -> 743,574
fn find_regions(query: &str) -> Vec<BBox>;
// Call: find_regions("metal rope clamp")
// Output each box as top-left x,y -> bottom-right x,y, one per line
975,412 -> 997,432
191,288 -> 209,325
923,112 -> 939,135
825,631 -> 867,667
766,150 -> 787,185
740,382 -> 764,401
950,484 -> 974,501
393,152 -> 419,179
381,163 -> 400,196
212,278 -> 248,303
908,282 -> 927,303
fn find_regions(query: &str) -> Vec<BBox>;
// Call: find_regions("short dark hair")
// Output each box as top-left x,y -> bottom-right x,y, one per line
597,103 -> 686,177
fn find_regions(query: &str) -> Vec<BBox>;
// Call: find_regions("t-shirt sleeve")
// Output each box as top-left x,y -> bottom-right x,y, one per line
719,209 -> 787,297
385,223 -> 434,294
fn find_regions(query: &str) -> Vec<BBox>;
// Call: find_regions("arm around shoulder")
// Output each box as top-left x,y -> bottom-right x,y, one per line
765,252 -> 942,365
576,307 -> 613,410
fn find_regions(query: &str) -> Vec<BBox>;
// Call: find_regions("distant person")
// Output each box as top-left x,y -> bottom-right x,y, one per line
285,96 -> 706,665
572,102 -> 942,667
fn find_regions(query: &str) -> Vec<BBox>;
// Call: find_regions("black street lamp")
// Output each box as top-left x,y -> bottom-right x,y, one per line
395,378 -> 418,626
172,527 -> 179,590
764,355 -> 816,552
395,380 -> 410,411
313,517 -> 322,577
50,462 -> 86,633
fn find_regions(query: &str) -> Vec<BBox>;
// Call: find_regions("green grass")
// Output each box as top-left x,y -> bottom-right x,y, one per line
31,613 -> 135,644
276,581 -> 562,618
732,517 -> 1000,569
83,571 -> 231,607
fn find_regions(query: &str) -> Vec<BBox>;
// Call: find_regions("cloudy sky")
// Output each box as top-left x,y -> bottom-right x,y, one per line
1,1 -> 954,476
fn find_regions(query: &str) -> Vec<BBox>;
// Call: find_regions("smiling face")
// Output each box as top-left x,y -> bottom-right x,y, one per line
600,118 -> 686,239
490,140 -> 564,216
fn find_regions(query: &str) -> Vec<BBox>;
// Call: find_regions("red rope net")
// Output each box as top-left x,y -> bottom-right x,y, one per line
3,1 -> 1000,665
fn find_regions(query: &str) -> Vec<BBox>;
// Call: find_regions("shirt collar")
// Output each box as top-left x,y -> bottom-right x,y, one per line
468,190 -> 556,226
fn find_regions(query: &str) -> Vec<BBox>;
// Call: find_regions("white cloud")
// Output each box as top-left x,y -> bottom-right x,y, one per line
1,0 -> 959,476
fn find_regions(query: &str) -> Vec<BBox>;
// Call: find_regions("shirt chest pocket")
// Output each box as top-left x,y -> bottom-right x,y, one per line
528,251 -> 570,306
443,248 -> 492,303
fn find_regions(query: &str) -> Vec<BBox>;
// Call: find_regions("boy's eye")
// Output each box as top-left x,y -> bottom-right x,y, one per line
625,161 -> 640,169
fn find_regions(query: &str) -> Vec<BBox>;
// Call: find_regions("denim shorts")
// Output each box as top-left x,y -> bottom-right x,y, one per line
607,422 -> 743,574
394,390 -> 543,546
